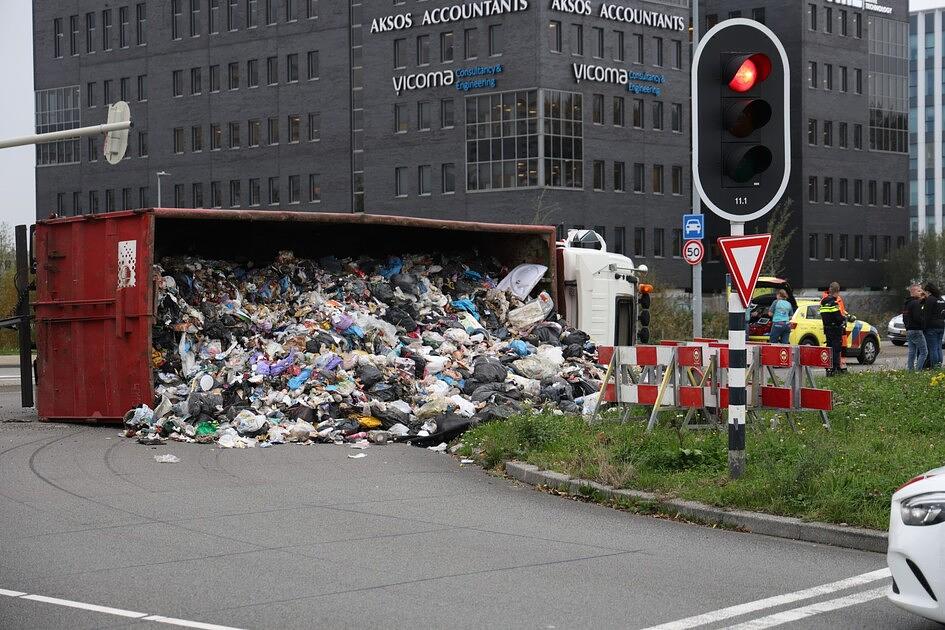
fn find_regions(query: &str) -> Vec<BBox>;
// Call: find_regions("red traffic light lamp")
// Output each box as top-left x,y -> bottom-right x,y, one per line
725,54 -> 772,92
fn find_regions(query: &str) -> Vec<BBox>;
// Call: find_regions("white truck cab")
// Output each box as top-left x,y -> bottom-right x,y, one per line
557,230 -> 651,347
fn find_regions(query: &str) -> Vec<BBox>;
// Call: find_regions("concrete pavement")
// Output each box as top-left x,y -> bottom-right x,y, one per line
0,389 -> 935,629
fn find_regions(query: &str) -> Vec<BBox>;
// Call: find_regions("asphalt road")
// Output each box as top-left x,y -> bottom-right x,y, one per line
0,387 -> 936,630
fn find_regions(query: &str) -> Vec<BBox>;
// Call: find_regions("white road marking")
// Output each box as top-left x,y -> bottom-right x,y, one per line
0,588 -> 245,629
725,585 -> 889,629
640,568 -> 891,630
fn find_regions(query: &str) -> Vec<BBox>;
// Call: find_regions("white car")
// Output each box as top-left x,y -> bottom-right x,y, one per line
888,313 -> 945,347
888,466 -> 945,623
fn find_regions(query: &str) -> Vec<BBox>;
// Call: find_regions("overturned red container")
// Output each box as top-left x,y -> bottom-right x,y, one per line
34,209 -> 557,423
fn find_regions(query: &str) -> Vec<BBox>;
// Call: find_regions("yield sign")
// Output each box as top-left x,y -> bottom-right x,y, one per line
718,234 -> 771,308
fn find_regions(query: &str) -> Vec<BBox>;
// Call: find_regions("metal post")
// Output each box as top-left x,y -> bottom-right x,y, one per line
157,171 -> 169,207
14,225 -> 33,408
691,0 -> 703,339
727,221 -> 746,478
0,121 -> 131,150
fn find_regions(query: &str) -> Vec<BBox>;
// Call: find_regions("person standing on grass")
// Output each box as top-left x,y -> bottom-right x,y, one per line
820,284 -> 846,375
924,282 -> 945,368
904,283 -> 928,371
768,289 -> 794,344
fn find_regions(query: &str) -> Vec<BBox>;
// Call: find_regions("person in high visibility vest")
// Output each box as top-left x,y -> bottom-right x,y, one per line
820,283 -> 847,375
822,282 -> 848,367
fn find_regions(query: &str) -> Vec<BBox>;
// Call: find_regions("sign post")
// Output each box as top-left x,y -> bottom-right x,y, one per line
692,19 -> 790,478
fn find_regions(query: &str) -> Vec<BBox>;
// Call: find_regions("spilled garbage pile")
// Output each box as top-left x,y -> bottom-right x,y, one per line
124,251 -> 604,449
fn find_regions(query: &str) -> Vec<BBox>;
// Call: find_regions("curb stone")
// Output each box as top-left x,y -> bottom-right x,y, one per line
504,461 -> 888,554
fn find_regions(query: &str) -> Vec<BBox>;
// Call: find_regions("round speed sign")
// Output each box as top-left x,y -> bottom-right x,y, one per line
683,239 -> 705,265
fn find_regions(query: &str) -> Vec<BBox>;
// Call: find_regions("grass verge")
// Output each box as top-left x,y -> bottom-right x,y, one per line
458,370 -> 945,531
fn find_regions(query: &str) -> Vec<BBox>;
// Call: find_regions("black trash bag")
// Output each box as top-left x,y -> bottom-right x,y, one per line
319,255 -> 342,273
557,400 -> 581,414
472,358 -> 507,383
383,307 -> 418,332
409,412 -> 476,447
474,403 -> 518,423
391,273 -> 420,296
187,392 -> 224,419
470,382 -> 523,403
369,281 -> 395,304
285,405 -> 316,423
400,349 -> 427,379
357,363 -> 384,389
334,417 -> 360,434
368,381 -> 400,402
562,343 -> 584,359
375,405 -> 411,429
571,378 -> 599,397
461,379 -> 484,396
562,330 -> 590,346
539,377 -> 574,403
493,326 -> 510,341
535,326 -> 561,346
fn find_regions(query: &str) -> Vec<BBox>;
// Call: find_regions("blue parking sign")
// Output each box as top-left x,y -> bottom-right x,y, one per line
682,214 -> 704,240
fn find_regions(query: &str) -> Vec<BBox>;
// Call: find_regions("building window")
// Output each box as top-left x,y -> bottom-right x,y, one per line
247,0 -> 258,27
286,53 -> 298,82
395,167 -> 407,197
104,79 -> 113,104
268,176 -> 279,204
752,7 -> 765,24
571,23 -> 583,56
613,226 -> 625,254
824,234 -> 834,259
227,122 -> 240,148
69,15 -> 79,56
88,136 -> 99,162
653,228 -> 665,257
105,189 -> 116,213
652,101 -> 663,130
228,62 -> 239,89
209,0 -> 219,33
672,165 -> 683,195
441,31 -> 454,62
288,114 -> 300,143
868,180 -> 877,205
440,99 -> 454,128
249,178 -> 260,205
808,176 -> 818,202
229,180 -> 241,207
868,235 -> 878,261
672,229 -> 683,258
192,183 -> 204,208
823,120 -> 832,146
882,236 -> 891,260
394,39 -> 406,69
808,3 -> 817,30
205,181 -> 218,208
468,89 -> 542,190
227,0 -> 239,30
614,30 -> 624,61
307,113 -> 320,141
173,127 -> 184,154
308,173 -> 321,202
549,21 -> 561,53
394,103 -> 407,133
882,181 -> 891,206
855,68 -> 862,94
592,27 -> 604,59
489,24 -> 503,56
634,33 -> 643,63
896,182 -> 905,207
854,235 -> 863,260
840,9 -> 848,36
267,56 -> 278,84
632,98 -> 644,128
190,67 -> 202,95
136,3 -> 147,44
823,177 -> 833,203
418,101 -> 431,131
288,175 -> 300,204
672,39 -> 682,69
633,163 -> 645,193
137,74 -> 147,101
248,59 -> 259,87
192,125 -> 203,151
671,103 -> 682,132
592,160 -> 605,191
613,161 -> 625,192
265,0 -> 276,24
210,65 -> 220,92
839,234 -> 849,260
285,0 -> 297,22
824,63 -> 833,90
838,122 -> 847,148
634,227 -> 645,257
54,18 -> 63,58
867,17 -> 907,153
854,179 -> 863,204
172,70 -> 183,97
839,178 -> 848,204
652,164 -> 664,194
840,66 -> 848,92
825,6 -> 834,33
540,89 -> 580,189
417,34 -> 431,66
808,234 -> 819,260
189,0 -> 200,37
853,123 -> 862,149
808,118 -> 817,145
86,12 -> 97,53
210,123 -> 221,149
120,77 -> 130,102
592,94 -> 604,124
87,82 -> 96,107
808,61 -> 817,89
613,96 -> 624,127
102,9 -> 113,50
418,165 -> 432,195
464,27 -> 478,59
137,131 -> 148,157
653,37 -> 663,67
248,119 -> 260,146
442,163 -> 456,193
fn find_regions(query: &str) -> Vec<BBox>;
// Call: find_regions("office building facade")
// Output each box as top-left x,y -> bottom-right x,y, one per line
701,0 -> 910,289
32,0 -> 695,286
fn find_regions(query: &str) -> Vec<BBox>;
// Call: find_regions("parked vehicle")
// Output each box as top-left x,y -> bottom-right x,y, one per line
747,276 -> 798,342
888,467 -> 945,623
887,314 -> 907,346
788,298 -> 881,364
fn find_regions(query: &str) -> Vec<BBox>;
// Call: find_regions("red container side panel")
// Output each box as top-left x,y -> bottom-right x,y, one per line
35,212 -> 155,422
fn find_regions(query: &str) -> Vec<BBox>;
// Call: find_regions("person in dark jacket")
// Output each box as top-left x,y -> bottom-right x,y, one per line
904,283 -> 928,371
924,282 -> 945,368
820,284 -> 846,375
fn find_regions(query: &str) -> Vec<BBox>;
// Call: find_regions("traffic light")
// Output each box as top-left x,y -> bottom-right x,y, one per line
637,285 -> 652,344
692,19 -> 790,223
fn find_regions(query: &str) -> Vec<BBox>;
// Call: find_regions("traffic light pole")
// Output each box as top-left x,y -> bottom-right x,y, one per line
727,220 -> 746,479
691,0 -> 703,340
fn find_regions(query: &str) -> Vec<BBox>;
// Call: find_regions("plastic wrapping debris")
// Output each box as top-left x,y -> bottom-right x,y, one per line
124,249 -> 605,452
154,454 -> 180,463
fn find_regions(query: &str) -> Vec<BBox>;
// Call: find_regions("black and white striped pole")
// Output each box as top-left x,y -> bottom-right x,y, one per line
726,224 -> 747,478
692,19 -> 790,479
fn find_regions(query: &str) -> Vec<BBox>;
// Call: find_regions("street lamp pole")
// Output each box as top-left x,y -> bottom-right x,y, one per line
156,171 -> 169,207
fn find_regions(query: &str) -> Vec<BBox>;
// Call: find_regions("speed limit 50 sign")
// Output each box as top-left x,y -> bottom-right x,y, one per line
683,239 -> 705,266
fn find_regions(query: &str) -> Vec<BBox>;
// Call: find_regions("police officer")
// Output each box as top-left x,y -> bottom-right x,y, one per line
820,282 -> 847,375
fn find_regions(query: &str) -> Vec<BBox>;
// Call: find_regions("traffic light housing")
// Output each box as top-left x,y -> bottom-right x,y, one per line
692,19 -> 790,223
637,289 -> 651,344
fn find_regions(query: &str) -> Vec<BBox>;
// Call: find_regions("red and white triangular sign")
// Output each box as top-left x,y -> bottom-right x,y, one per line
718,234 -> 771,308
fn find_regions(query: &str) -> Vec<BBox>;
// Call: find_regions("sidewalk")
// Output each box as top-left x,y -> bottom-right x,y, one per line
0,354 -> 33,367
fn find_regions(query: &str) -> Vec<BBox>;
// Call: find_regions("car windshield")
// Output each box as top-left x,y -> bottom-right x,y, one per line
806,305 -> 820,318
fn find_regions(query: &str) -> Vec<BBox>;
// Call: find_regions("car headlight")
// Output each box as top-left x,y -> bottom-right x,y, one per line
901,492 -> 945,526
